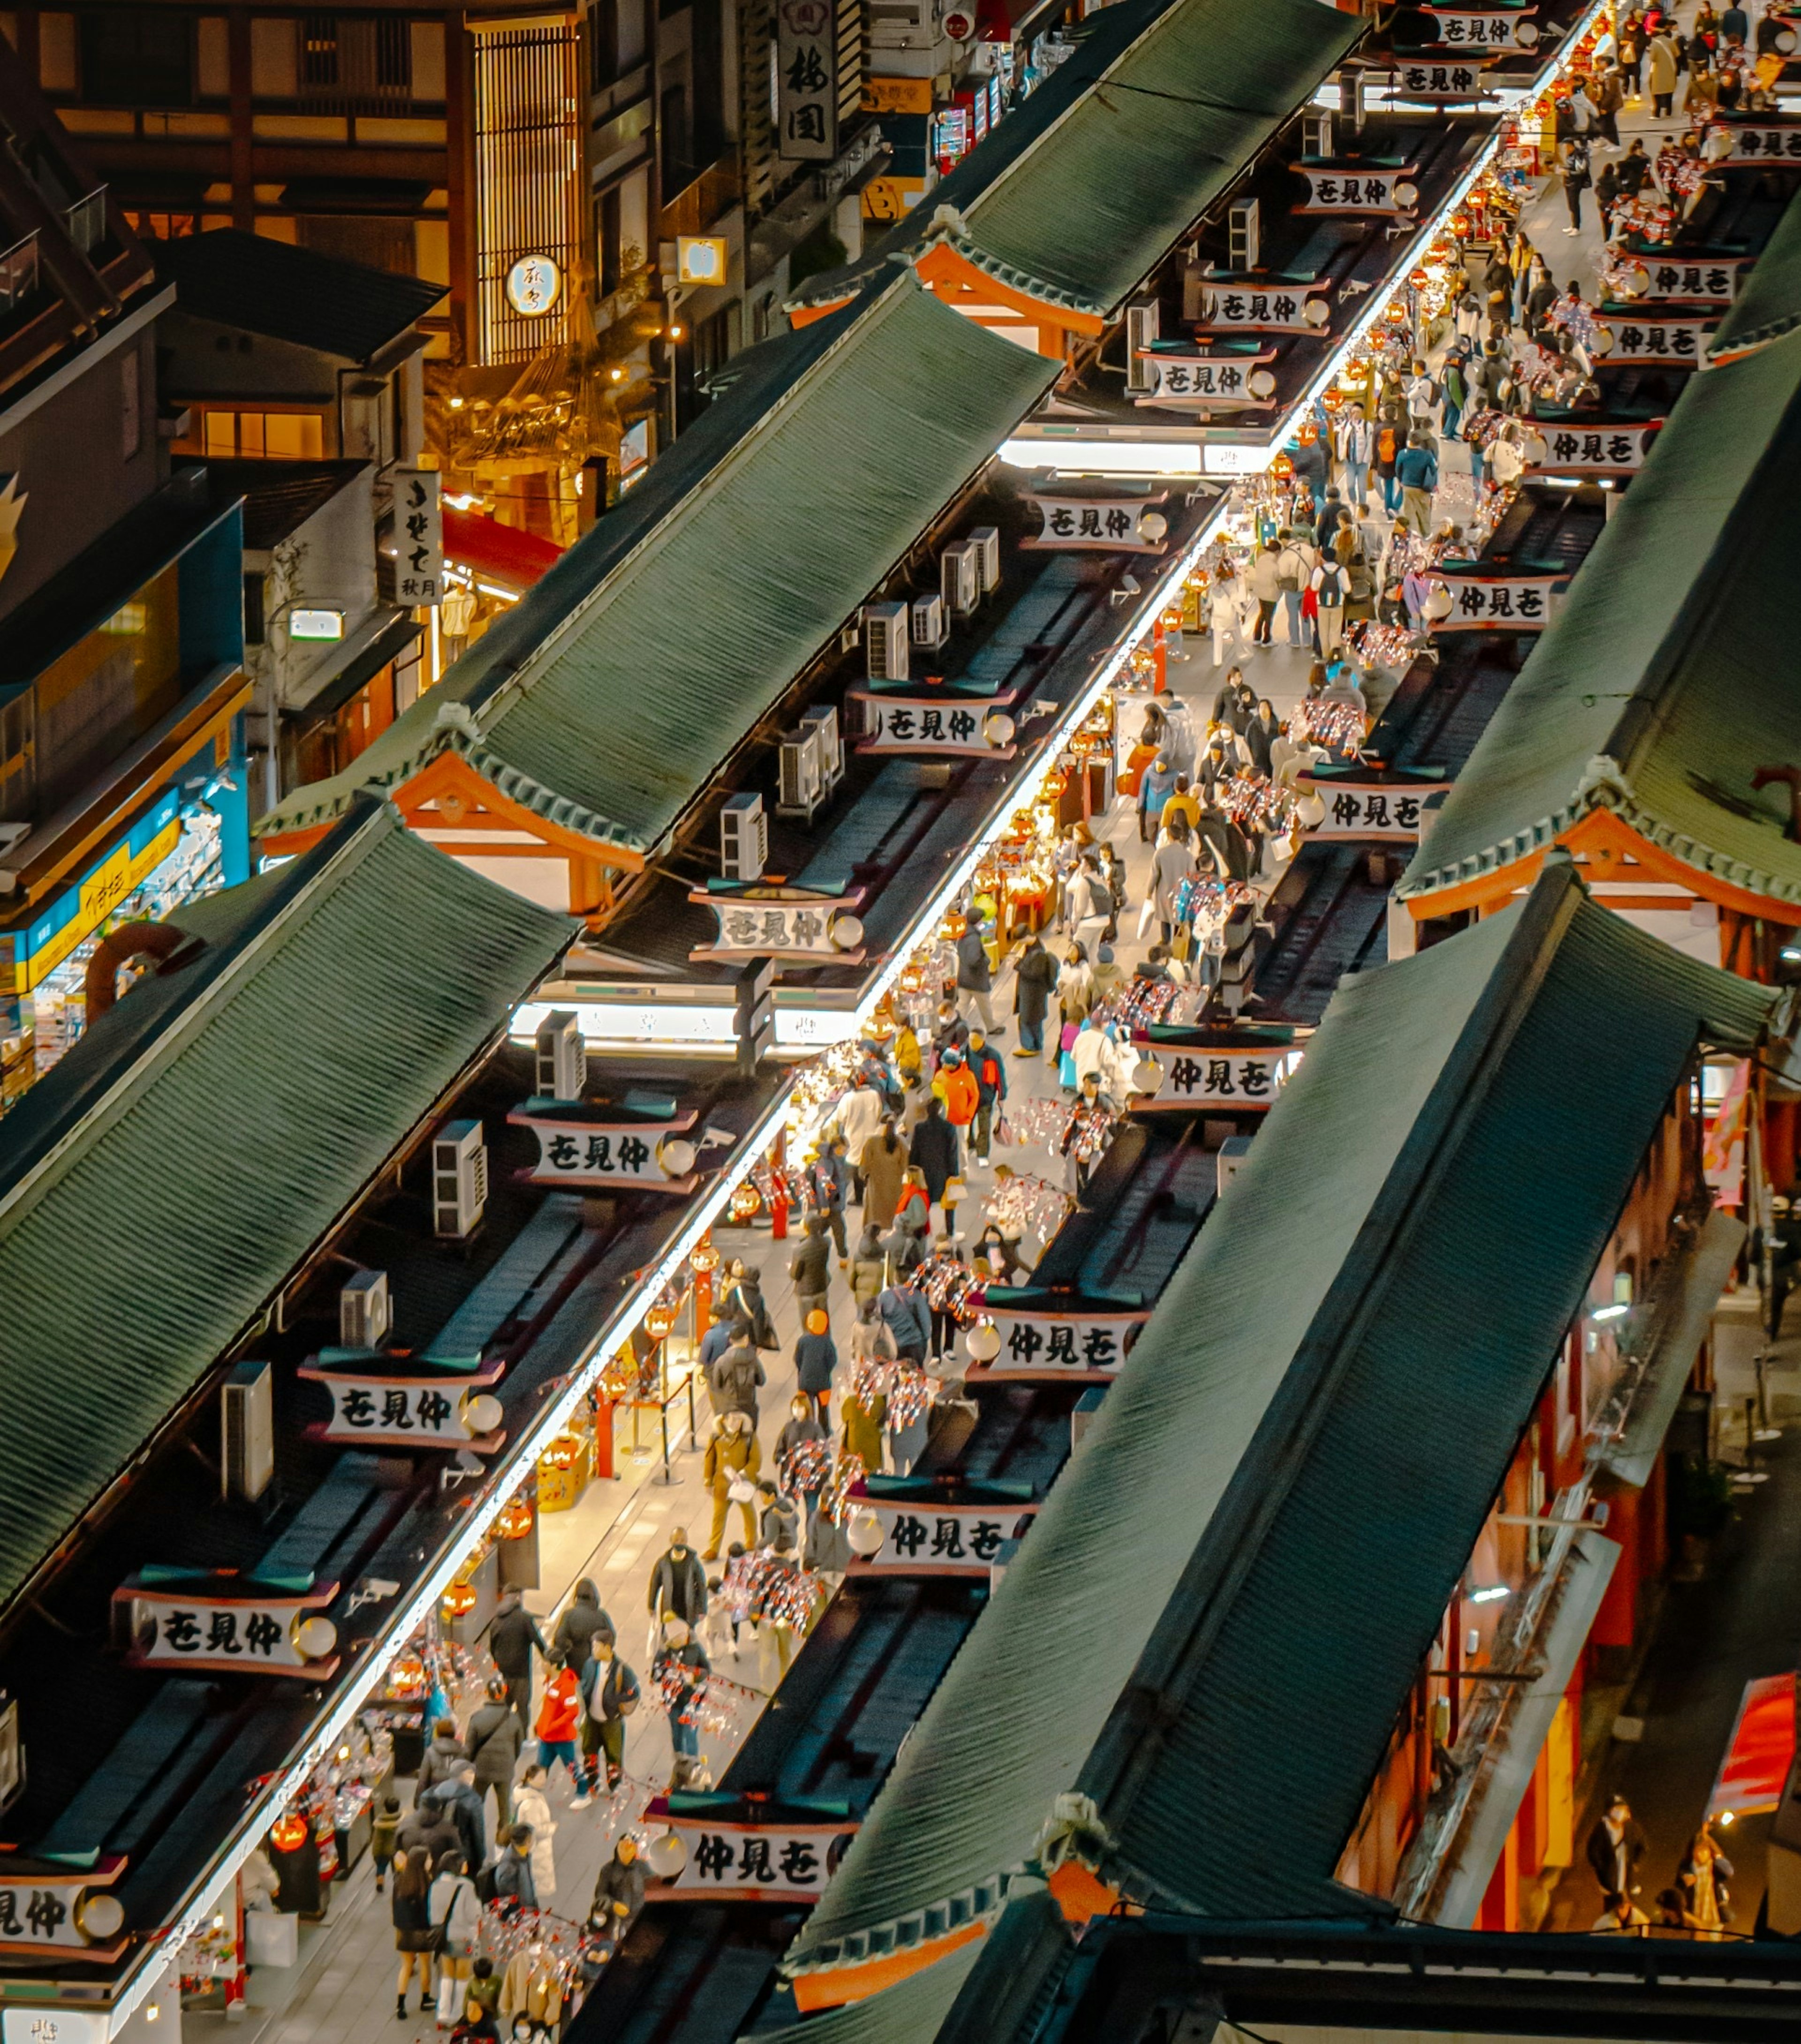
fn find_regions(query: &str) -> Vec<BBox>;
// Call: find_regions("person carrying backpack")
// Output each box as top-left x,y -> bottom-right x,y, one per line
576,1635 -> 640,1802
1309,545 -> 1349,657
1272,527 -> 1309,649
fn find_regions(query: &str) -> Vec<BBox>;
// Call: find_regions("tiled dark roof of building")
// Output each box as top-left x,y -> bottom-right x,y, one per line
156,229 -> 446,364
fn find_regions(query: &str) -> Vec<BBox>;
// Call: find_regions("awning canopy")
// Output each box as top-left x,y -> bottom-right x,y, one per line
1709,1671 -> 1795,1819
285,608 -> 422,733
1599,1208 -> 1745,1489
1401,321 -> 1801,919
444,507 -> 563,594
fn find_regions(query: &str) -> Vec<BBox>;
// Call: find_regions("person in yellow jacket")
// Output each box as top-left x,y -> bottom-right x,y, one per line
839,1360 -> 889,1476
703,1411 -> 760,1560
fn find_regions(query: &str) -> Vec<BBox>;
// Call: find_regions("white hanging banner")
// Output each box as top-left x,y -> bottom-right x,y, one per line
849,691 -> 1019,756
0,1863 -> 128,1960
1128,1047 -> 1293,1111
1194,282 -> 1331,333
1430,573 -> 1562,631
969,1304 -> 1147,1373
297,1358 -> 507,1451
1142,357 -> 1277,407
845,1495 -> 1039,1573
1024,495 -> 1168,551
1716,122 -> 1801,163
1633,255 -> 1749,303
509,1109 -> 705,1191
690,886 -> 867,962
776,0 -> 837,160
1389,55 -> 1497,96
116,1580 -> 341,1679
644,1816 -> 858,1901
1420,8 -> 1538,48
1307,781 -> 1450,839
1295,167 -> 1419,213
1592,312 -> 1716,365
1523,424 -> 1656,475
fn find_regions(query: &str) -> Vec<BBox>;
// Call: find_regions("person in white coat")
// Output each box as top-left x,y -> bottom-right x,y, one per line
1209,565 -> 1246,668
512,1766 -> 557,1902
1071,1015 -> 1112,1090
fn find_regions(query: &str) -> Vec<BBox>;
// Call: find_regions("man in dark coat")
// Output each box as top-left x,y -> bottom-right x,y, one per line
423,1769 -> 484,1875
1011,934 -> 1058,1056
908,1095 -> 960,1223
707,1329 -> 766,1427
552,1577 -> 614,1672
955,920 -> 999,1035
1586,1795 -> 1649,1906
878,1283 -> 932,1364
484,1591 -> 550,1732
492,1827 -> 538,1910
646,1529 -> 708,1629
464,1677 -> 525,1831
590,1838 -> 646,1941
788,1212 -> 832,1328
396,1796 -> 461,1867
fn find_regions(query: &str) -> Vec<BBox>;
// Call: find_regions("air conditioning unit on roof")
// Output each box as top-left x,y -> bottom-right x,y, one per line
720,790 -> 767,880
941,540 -> 980,615
864,600 -> 910,682
912,592 -> 948,649
341,1268 -> 390,1350
433,1118 -> 489,1240
1126,300 -> 1159,392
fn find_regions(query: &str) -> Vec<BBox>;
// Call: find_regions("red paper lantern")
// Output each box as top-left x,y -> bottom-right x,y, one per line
271,1813 -> 309,1853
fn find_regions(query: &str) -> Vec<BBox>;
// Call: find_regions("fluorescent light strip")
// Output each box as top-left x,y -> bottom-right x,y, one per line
113,1075 -> 797,2034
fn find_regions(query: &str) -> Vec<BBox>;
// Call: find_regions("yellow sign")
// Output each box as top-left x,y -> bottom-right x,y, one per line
862,176 -> 929,223
676,236 -> 730,285
11,815 -> 183,993
861,76 -> 933,114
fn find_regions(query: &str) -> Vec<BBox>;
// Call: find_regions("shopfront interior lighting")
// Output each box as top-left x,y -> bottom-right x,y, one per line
1590,1302 -> 1630,1323
1468,1584 -> 1509,1604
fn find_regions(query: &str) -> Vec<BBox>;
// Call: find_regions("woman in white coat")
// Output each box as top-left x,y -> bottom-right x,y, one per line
512,1765 -> 557,1902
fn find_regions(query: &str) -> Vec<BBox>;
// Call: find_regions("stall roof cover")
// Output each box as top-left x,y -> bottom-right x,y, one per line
1708,188 -> 1801,360
258,277 -> 1057,857
788,865 -> 1771,1970
793,0 -> 1361,319
1400,324 -> 1801,909
0,798 -> 571,1615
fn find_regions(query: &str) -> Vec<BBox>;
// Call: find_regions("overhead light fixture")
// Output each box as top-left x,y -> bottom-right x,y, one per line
1590,1302 -> 1629,1323
1468,1584 -> 1509,1604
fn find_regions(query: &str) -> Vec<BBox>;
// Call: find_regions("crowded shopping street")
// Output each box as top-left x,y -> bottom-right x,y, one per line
9,4 -> 1801,2044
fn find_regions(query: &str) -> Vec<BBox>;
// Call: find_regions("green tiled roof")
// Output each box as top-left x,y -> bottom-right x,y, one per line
788,866 -> 1770,1972
0,799 -> 572,1614
259,277 -> 1057,857
1708,189 -> 1801,360
790,0 -> 1359,319
1401,324 -> 1801,906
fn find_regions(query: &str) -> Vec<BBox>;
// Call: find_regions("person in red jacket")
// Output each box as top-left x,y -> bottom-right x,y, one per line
965,1029 -> 1007,1167
933,1048 -> 979,1131
534,1666 -> 581,1789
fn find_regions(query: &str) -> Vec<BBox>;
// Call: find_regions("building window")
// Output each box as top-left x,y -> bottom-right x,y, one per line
660,80 -> 691,193
301,13 -> 338,86
590,0 -> 619,89
78,9 -> 192,106
123,210 -> 202,241
242,574 -> 266,646
597,184 -> 621,295
199,409 -> 327,459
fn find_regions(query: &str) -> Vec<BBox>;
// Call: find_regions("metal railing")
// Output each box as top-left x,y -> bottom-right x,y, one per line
0,232 -> 39,315
64,187 -> 106,258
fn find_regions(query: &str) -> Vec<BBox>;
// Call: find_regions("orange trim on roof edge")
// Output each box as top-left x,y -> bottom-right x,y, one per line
788,1921 -> 988,2014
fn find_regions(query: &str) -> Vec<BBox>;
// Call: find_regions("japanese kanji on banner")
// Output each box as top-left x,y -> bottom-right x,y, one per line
848,690 -> 1019,756
0,1861 -> 128,1958
644,1816 -> 857,1901
1306,781 -> 1449,840
1128,1048 -> 1291,1112
1025,495 -> 1168,551
1592,313 -> 1716,365
1143,355 -> 1277,407
776,0 -> 836,160
1296,167 -> 1419,213
1524,424 -> 1656,476
1632,257 -> 1747,304
297,1353 -> 507,1451
1390,56 -> 1495,96
509,1107 -> 704,1192
845,1493 -> 1039,1573
971,1292 -> 1149,1373
1194,282 -> 1330,333
115,1576 -> 341,1680
392,466 -> 442,607
691,884 -> 866,962
1716,122 -> 1801,163
1430,574 -> 1561,631
1421,8 -> 1538,47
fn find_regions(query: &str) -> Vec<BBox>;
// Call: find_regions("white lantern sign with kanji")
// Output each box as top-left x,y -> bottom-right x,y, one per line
643,1816 -> 858,1901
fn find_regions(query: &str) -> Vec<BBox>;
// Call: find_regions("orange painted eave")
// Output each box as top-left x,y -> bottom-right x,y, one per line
1403,806 -> 1801,927
788,1922 -> 987,2014
913,243 -> 1107,335
790,295 -> 853,328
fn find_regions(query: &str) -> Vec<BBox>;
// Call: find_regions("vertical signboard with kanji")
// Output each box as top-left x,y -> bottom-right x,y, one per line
393,467 -> 443,607
778,0 -> 837,160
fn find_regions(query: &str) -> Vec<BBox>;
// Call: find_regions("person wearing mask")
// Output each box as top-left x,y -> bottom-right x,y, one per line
492,1826 -> 538,1912
392,1849 -> 439,2018
1394,435 -> 1439,535
859,1117 -> 907,1231
589,1837 -> 646,1944
1011,931 -> 1058,1056
932,1043 -> 980,1133
955,917 -> 999,1035
551,1577 -> 614,1674
1057,942 -> 1094,1033
776,1391 -> 829,1523
1208,562 -> 1246,666
794,1306 -> 838,1425
1243,699 -> 1280,778
703,1411 -> 760,1560
576,1635 -> 639,1801
966,1028 -> 1007,1167
908,1094 -> 960,1227
430,1850 -> 482,2025
484,1592 -> 550,1736
647,1528 -> 708,1635
653,1621 -> 711,1775
804,1136 -> 852,1264
512,1767 -> 558,1898
785,1201 -> 830,1332
1247,534 -> 1283,646
463,1677 -> 525,1835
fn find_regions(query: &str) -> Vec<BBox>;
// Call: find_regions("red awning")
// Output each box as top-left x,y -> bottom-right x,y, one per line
443,507 -> 563,594
1707,1671 -> 1794,1818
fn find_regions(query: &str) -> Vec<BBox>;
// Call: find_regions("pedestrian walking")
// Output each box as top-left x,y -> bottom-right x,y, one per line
788,1211 -> 832,1333
653,1621 -> 711,1771
702,1410 -> 759,1560
720,1262 -> 778,1350
1675,1822 -> 1734,1936
1010,932 -> 1057,1056
551,1576 -> 614,1672
492,1827 -> 537,1911
1648,26 -> 1680,114
415,1717 -> 465,1808
463,1677 -> 524,1834
955,918 -> 999,1034
1586,1793 -> 1648,1903
429,1852 -> 481,2027
859,1118 -> 907,1229
372,1793 -> 401,1892
588,1837 -> 646,1944
1248,535 -> 1281,644
794,1306 -> 838,1424
1394,434 -> 1438,535
392,1849 -> 438,2018
512,1767 -> 557,1898
647,1527 -> 708,1639
532,1675 -> 582,1792
907,1094 -> 960,1227
804,1137 -> 852,1262
576,1637 -> 639,1801
966,1028 -> 1006,1165
1209,563 -> 1245,666
1561,135 -> 1592,233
